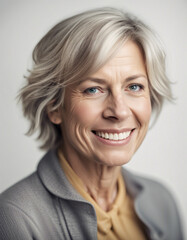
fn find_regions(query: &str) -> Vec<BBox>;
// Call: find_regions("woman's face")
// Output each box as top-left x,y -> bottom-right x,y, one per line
58,41 -> 151,166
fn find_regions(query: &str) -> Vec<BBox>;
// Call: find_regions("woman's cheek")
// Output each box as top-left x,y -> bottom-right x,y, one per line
71,100 -> 103,125
130,97 -> 152,124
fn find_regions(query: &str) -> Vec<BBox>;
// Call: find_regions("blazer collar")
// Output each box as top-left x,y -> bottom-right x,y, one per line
37,150 -> 87,203
122,169 -> 165,240
38,150 -> 165,240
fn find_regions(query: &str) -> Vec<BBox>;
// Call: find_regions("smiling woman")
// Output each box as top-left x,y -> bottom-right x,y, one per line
53,41 -> 151,168
0,7 -> 184,240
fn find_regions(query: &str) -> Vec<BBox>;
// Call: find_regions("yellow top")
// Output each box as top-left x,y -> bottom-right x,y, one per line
58,150 -> 147,240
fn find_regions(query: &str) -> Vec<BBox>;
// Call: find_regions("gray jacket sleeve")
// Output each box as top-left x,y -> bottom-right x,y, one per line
0,201 -> 38,240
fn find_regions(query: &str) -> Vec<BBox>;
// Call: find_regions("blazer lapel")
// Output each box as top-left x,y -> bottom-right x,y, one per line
122,168 -> 165,240
37,150 -> 97,240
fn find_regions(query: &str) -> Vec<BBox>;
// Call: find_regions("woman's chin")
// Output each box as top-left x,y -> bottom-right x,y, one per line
93,151 -> 133,167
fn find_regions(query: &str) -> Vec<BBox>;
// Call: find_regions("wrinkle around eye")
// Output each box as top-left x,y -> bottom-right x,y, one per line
83,87 -> 106,97
84,87 -> 100,95
128,84 -> 144,92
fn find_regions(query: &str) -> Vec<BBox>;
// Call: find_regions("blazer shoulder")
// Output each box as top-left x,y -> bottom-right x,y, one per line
122,168 -> 182,222
122,168 -> 184,239
0,172 -> 40,205
0,173 -> 42,239
123,167 -> 176,201
0,172 -> 53,218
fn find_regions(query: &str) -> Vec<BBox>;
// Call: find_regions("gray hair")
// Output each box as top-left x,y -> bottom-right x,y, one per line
18,7 -> 173,150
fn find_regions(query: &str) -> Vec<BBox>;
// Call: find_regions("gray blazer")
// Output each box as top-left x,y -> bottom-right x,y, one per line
0,150 -> 184,240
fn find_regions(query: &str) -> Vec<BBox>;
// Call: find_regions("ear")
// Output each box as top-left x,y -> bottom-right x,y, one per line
48,109 -> 62,125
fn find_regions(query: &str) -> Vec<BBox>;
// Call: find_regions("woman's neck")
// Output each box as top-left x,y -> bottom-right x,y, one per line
83,164 -> 120,211
61,148 -> 121,211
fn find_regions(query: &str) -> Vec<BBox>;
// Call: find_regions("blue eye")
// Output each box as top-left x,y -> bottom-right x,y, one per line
84,87 -> 99,95
129,84 -> 143,92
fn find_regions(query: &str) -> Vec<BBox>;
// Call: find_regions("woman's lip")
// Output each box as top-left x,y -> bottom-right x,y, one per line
92,129 -> 135,146
92,128 -> 135,134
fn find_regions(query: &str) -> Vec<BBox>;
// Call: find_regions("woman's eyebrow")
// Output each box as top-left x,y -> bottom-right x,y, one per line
77,78 -> 106,85
125,74 -> 148,82
77,74 -> 147,85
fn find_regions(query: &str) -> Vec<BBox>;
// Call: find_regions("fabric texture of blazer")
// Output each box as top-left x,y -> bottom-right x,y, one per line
0,150 -> 184,240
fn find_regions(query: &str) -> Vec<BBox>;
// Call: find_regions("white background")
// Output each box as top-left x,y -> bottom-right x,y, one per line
0,0 -> 187,238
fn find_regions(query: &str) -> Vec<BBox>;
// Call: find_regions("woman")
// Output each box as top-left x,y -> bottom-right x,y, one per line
0,8 -> 184,240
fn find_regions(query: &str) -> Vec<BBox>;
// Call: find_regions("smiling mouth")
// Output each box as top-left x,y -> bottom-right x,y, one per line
92,130 -> 134,141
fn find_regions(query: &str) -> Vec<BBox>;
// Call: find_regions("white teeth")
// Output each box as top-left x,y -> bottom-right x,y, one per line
114,133 -> 118,140
96,131 -> 131,141
109,133 -> 113,140
119,133 -> 123,140
105,133 -> 109,139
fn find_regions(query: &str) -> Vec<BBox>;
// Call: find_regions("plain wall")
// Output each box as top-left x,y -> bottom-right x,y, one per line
0,0 -> 187,237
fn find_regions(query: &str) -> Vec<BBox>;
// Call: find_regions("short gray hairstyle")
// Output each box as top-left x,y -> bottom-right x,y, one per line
18,7 -> 173,150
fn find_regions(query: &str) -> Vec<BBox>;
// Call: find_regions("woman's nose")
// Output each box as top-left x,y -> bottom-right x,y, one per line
102,93 -> 132,121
